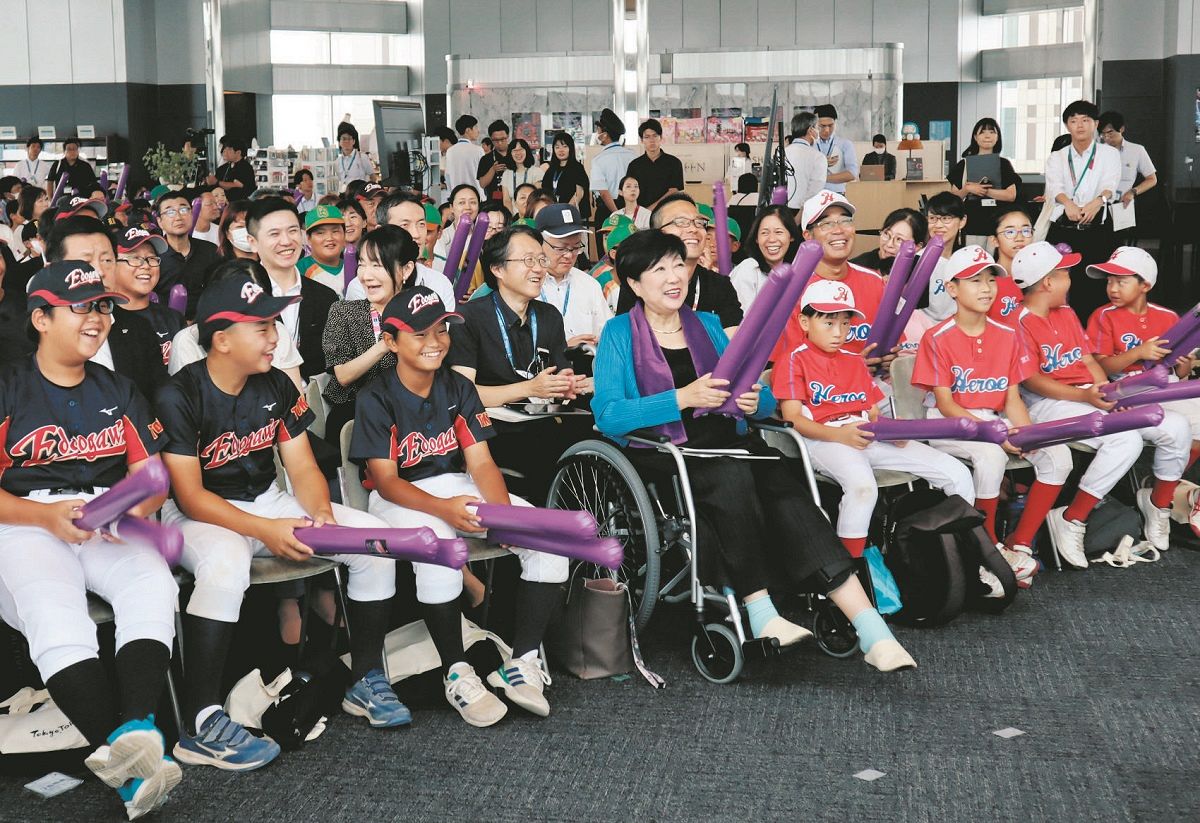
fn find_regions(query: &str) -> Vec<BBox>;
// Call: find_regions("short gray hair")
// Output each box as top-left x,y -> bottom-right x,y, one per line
791,111 -> 816,138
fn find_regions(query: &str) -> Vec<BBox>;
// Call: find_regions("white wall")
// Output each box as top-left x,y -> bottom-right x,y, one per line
0,0 -> 127,85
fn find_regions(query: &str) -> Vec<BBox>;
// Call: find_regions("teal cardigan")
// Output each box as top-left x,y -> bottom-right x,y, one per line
592,311 -> 777,446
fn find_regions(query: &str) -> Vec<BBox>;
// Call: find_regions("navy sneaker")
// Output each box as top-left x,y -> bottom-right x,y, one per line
85,715 -> 165,788
342,669 -> 412,728
116,757 -> 182,821
172,709 -> 280,772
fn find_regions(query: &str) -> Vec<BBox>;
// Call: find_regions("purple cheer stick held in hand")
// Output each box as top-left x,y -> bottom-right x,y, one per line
1095,403 -> 1164,435
292,525 -> 468,567
863,416 -> 978,441
455,214 -> 491,303
99,171 -> 109,202
1099,364 -> 1170,401
771,185 -> 788,206
864,241 -> 918,353
1054,243 -> 1074,256
168,284 -> 187,316
488,528 -> 624,571
712,182 -> 733,276
109,515 -> 183,567
51,171 -> 69,203
114,164 -> 130,201
1007,412 -> 1106,451
1114,380 -> 1200,410
471,504 -> 599,539
76,460 -> 171,531
189,197 -> 203,233
343,242 -> 358,291
442,214 -> 473,293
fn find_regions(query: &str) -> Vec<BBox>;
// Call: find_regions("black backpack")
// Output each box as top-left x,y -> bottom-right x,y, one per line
884,489 -> 1018,626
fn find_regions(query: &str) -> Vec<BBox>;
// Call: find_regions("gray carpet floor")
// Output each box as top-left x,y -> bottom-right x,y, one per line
2,547 -> 1198,822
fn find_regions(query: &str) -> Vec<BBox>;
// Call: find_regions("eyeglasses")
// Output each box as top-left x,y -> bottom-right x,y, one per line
118,256 -> 161,268
998,227 -> 1034,240
505,254 -> 550,269
812,216 -> 855,232
159,206 -> 191,218
67,298 -> 115,315
664,216 -> 710,230
927,215 -> 961,226
545,242 -> 585,257
880,230 -> 910,246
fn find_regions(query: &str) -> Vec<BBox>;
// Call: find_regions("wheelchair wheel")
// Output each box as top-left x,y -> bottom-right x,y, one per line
548,440 -> 662,631
691,623 -> 743,684
812,603 -> 860,659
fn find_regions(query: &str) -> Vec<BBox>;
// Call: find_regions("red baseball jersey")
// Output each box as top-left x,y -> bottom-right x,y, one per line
912,317 -> 1033,411
987,275 -> 1024,328
770,263 -> 885,362
1086,303 -> 1178,374
1017,306 -> 1094,386
772,343 -> 884,423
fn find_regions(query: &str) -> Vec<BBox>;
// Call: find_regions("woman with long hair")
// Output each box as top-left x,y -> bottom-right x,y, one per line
728,204 -> 799,313
850,207 -> 927,274
218,200 -> 255,259
542,131 -> 590,219
948,117 -> 1021,245
500,139 -> 544,213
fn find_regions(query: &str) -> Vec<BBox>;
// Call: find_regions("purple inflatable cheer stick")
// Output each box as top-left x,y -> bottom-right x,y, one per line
442,213 -> 473,293
51,171 -> 69,204
293,188 -> 305,207
168,284 -> 188,316
455,214 -> 491,303
975,419 -> 1012,444
1008,412 -> 1105,451
189,197 -> 203,233
1115,381 -> 1200,410
292,525 -> 465,567
1095,403 -> 1164,435
99,171 -> 110,202
1099,364 -> 1170,401
434,538 -> 470,569
712,182 -> 733,276
108,515 -> 184,567
864,241 -> 918,353
472,504 -> 599,539
771,185 -> 788,206
877,236 -> 944,358
863,416 -> 978,441
114,164 -> 130,201
343,242 -> 358,291
488,528 -> 624,571
1054,243 -> 1074,256
76,460 -> 171,531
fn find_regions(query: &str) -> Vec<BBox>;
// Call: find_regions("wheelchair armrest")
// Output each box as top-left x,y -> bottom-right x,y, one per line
746,417 -> 794,432
625,428 -> 672,444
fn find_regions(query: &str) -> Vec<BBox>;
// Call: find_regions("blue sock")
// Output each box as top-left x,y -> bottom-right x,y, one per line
850,608 -> 894,653
745,595 -> 780,639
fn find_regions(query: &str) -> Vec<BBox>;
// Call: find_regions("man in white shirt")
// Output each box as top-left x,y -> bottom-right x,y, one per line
1044,99 -> 1121,322
533,204 -> 612,355
590,108 -> 635,229
444,115 -> 484,196
191,188 -> 221,245
813,105 -> 859,194
784,111 -> 827,209
1098,111 -> 1158,206
14,136 -> 48,187
353,191 -> 456,308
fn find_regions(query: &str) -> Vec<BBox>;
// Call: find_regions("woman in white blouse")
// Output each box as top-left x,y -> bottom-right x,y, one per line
500,139 -> 544,213
335,123 -> 375,191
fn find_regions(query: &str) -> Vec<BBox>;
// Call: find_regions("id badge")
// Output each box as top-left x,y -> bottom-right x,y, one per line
981,198 -> 997,207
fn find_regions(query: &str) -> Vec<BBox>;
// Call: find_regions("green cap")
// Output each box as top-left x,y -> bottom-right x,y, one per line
423,202 -> 441,226
149,184 -> 170,201
304,204 -> 344,231
697,203 -> 715,224
726,217 -> 741,241
513,217 -> 537,228
606,222 -> 636,250
600,212 -> 634,234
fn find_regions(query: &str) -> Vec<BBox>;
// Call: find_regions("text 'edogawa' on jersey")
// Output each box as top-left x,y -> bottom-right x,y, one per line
912,316 -> 1033,410
155,361 -> 314,501
350,368 -> 494,483
772,344 -> 884,422
0,358 -> 164,496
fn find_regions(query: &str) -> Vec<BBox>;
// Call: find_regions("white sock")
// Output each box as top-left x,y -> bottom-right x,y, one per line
519,649 -> 539,663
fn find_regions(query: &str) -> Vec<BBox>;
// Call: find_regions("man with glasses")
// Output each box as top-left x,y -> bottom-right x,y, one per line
155,191 -> 221,320
1098,110 -> 1157,242
785,111 -> 826,209
626,119 -> 684,210
533,204 -> 612,357
367,192 -> 456,307
813,105 -> 858,195
476,120 -> 515,204
112,226 -> 182,366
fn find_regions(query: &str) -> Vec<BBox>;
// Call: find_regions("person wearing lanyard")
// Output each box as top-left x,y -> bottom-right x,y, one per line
590,108 -> 634,229
449,225 -> 592,498
15,136 -> 48,188
812,105 -> 859,194
1044,99 -> 1121,323
336,123 -> 375,190
533,204 -> 612,361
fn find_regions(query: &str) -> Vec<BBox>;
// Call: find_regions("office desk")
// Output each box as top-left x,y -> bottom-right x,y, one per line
845,180 -> 952,230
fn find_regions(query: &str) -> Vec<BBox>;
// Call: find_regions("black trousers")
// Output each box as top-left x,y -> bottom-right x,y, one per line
490,415 -> 595,502
1047,215 -> 1117,325
624,444 -> 851,598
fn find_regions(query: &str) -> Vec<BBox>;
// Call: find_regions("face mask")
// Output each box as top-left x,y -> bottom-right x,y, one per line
230,226 -> 252,253
874,148 -> 886,155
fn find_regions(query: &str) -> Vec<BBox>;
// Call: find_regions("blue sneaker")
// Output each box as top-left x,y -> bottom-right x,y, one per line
342,669 -> 412,728
172,709 -> 280,772
85,715 -> 165,788
117,758 -> 182,821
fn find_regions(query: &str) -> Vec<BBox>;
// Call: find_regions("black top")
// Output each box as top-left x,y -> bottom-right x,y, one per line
109,306 -> 170,402
477,151 -> 516,203
626,151 -> 684,207
350,367 -> 495,482
0,300 -> 35,370
616,266 -> 744,329
661,346 -> 738,449
215,159 -> 258,198
156,238 -> 222,320
948,156 -> 1022,235
542,162 -> 591,219
129,303 -> 185,368
0,358 -> 163,496
156,361 -> 314,501
294,276 -> 340,381
849,249 -> 892,275
861,150 -> 897,181
48,158 -> 99,191
448,293 -> 570,386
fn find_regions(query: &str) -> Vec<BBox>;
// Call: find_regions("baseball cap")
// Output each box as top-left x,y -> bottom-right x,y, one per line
55,195 -> 108,221
1010,241 -> 1082,289
801,190 -> 856,230
195,274 -> 300,336
534,203 -> 589,238
304,204 -> 344,232
27,260 -> 128,312
599,212 -> 634,234
605,222 -> 636,251
115,202 -> 133,215
1086,246 -> 1157,286
114,225 -> 168,255
800,278 -> 864,318
380,286 -> 463,334
357,183 -> 385,201
726,217 -> 742,242
423,202 -> 441,227
697,203 -> 715,225
512,217 -> 537,229
945,245 -> 1006,280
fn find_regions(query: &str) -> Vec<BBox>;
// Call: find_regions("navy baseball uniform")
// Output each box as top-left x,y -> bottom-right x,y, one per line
135,303 -> 185,367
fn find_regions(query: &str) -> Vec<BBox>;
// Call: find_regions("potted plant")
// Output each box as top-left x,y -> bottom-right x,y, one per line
142,143 -> 200,189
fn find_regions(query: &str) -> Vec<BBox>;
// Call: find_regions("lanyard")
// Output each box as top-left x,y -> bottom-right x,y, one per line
818,138 -> 835,157
540,278 -> 572,316
691,275 -> 701,310
1067,143 -> 1098,198
340,151 -> 358,177
370,308 -> 381,339
493,294 -> 537,373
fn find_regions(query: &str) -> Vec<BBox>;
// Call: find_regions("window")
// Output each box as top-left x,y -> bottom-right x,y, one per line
272,95 -> 400,149
270,31 -> 410,66
1000,7 -> 1084,47
998,76 -> 1083,175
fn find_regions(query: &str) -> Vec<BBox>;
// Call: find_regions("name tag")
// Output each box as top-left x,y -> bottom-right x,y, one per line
981,198 -> 997,207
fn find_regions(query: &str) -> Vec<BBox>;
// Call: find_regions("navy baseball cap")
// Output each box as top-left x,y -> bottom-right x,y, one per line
196,274 -> 300,336
27,260 -> 128,313
534,203 -> 590,238
55,195 -> 108,221
358,183 -> 386,201
381,286 -> 463,334
114,225 -> 168,255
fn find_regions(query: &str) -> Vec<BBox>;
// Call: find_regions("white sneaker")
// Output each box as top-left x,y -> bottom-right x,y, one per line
1046,507 -> 1089,569
1136,488 -> 1172,552
444,663 -> 507,728
488,654 -> 552,717
999,545 -> 1038,588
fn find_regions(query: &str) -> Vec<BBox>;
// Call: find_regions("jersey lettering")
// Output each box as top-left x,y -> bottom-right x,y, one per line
200,421 -> 280,470
932,278 -> 945,296
475,411 -> 492,428
846,322 -> 871,341
392,427 -> 459,468
1040,343 -> 1083,374
951,366 -> 1009,394
1000,296 -> 1019,317
1119,332 -> 1140,351
290,394 -> 309,419
808,382 -> 868,406
12,421 -> 127,465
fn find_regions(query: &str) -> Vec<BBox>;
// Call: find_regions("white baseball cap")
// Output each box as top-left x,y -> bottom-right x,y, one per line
1010,241 -> 1082,289
801,190 -> 856,230
1086,246 -> 1157,286
800,278 -> 865,318
945,245 -> 1007,280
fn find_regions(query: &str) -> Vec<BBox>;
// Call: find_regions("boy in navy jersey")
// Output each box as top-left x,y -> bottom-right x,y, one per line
351,286 -> 568,728
111,225 -> 183,366
0,260 -> 180,819
157,274 -> 407,774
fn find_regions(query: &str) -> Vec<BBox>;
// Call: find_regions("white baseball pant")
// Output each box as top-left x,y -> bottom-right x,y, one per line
804,435 -> 976,539
925,408 -> 1073,499
368,473 -> 569,605
163,486 -> 397,623
1162,378 -> 1200,441
0,490 -> 178,681
1023,395 -> 1148,496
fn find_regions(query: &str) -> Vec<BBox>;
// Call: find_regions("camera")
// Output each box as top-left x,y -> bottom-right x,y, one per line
186,127 -> 216,137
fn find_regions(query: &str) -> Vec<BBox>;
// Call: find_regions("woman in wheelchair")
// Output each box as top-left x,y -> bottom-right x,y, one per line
592,230 -> 916,671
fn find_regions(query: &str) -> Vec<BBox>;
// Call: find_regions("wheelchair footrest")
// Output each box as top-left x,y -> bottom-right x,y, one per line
741,636 -> 782,659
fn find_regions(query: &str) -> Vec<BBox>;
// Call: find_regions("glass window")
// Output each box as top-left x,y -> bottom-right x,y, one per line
271,95 -> 333,148
1000,7 -> 1084,47
270,31 -> 330,64
998,76 -> 1083,175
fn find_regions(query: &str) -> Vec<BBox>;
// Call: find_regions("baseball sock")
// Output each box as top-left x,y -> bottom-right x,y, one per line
1151,478 -> 1180,509
182,615 -> 234,734
840,536 -> 867,558
46,659 -> 116,747
1007,481 -> 1064,546
114,639 -> 171,722
975,497 -> 999,544
1064,490 -> 1102,524
512,580 -> 563,658
1188,443 -> 1200,471
347,598 -> 390,680
421,601 -> 465,676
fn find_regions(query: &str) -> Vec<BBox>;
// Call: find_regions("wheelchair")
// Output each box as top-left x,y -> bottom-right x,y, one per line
545,418 -> 867,684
